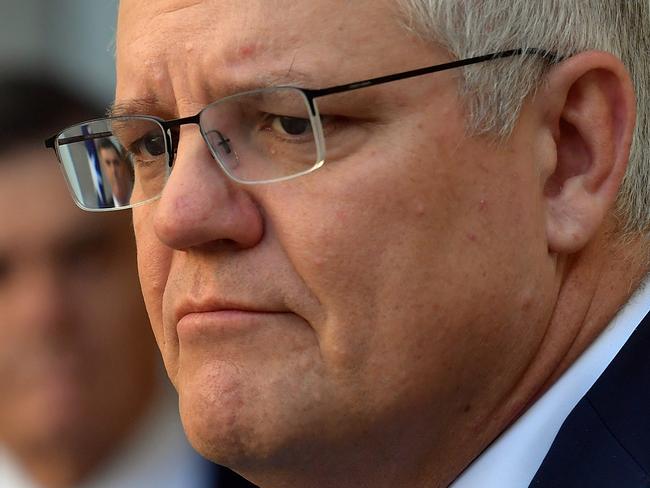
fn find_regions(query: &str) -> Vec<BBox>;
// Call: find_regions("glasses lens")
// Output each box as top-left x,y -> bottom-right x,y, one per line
55,117 -> 168,210
200,87 -> 323,183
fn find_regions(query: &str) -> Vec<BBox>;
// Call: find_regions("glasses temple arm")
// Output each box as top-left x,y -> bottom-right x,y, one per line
45,130 -> 113,148
304,48 -> 558,99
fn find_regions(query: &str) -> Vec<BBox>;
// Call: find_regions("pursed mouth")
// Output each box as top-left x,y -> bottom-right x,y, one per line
174,300 -> 287,324
174,308 -> 296,342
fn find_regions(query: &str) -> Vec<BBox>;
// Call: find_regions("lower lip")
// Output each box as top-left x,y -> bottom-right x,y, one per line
176,310 -> 283,340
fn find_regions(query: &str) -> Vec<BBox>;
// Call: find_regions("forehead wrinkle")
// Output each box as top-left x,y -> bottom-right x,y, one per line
155,0 -> 203,16
118,0 -> 419,118
120,2 -> 338,99
123,0 -> 204,27
111,67 -> 317,121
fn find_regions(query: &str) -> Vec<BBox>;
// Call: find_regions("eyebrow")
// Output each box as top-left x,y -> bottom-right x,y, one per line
108,96 -> 163,118
108,70 -> 323,119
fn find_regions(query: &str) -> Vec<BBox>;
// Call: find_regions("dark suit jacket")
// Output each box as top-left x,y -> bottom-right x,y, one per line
206,461 -> 257,488
530,310 -> 650,487
210,463 -> 259,488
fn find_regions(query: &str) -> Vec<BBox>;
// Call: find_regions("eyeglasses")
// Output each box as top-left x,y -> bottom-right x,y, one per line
45,49 -> 554,211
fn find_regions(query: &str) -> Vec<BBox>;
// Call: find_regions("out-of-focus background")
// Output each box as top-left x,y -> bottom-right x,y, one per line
0,3 -> 245,487
1,0 -> 118,107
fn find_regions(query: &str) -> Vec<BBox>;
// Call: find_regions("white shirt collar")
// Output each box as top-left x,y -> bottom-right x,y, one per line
451,278 -> 650,488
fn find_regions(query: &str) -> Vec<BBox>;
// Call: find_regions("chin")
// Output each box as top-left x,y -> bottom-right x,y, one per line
172,326 -> 337,471
175,354 -> 326,474
176,357 -> 264,466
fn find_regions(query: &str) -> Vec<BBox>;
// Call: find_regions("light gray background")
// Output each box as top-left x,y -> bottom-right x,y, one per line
1,0 -> 118,107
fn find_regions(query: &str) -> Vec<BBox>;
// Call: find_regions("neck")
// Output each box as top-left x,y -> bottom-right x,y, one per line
512,224 -> 648,415
451,223 -> 649,484
540,234 -> 648,392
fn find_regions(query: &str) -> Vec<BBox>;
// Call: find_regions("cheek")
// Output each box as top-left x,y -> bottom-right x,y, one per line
265,117 -> 542,381
133,208 -> 170,348
270,177 -> 438,373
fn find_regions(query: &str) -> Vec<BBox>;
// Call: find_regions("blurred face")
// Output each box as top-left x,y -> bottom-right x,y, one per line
117,0 -> 557,477
0,146 -> 156,460
99,146 -> 132,204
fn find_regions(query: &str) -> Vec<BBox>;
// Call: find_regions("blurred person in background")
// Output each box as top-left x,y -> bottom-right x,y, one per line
97,139 -> 134,208
0,78 -> 256,488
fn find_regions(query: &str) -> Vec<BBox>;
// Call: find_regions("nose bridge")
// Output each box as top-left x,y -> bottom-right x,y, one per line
164,112 -> 202,160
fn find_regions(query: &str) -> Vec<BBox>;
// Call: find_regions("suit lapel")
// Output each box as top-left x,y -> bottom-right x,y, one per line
530,311 -> 650,487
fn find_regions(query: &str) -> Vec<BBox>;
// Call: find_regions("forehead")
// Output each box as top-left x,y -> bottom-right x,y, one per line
99,146 -> 119,157
115,0 -> 439,113
117,0 -> 402,65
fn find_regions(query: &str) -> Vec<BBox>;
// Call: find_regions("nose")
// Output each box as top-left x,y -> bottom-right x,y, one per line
153,129 -> 264,251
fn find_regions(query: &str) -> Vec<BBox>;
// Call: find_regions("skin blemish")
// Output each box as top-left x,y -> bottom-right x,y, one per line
467,233 -> 478,242
238,44 -> 257,59
479,199 -> 487,211
413,202 -> 426,216
220,41 -> 264,67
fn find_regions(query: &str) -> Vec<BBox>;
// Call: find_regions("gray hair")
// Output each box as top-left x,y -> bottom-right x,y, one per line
398,1 -> 650,236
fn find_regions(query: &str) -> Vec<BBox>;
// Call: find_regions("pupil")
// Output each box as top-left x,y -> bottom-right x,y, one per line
280,117 -> 309,135
144,134 -> 165,156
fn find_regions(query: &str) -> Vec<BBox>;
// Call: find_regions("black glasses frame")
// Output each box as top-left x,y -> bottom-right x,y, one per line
45,48 -> 556,154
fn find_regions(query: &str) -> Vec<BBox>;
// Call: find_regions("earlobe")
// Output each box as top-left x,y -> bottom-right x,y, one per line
541,51 -> 636,254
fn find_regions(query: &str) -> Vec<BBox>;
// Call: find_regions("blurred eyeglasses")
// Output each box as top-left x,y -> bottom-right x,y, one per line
45,49 -> 554,211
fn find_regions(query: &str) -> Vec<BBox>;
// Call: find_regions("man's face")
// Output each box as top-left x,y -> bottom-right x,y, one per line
117,0 -> 557,470
0,146 -> 156,456
99,146 -> 131,201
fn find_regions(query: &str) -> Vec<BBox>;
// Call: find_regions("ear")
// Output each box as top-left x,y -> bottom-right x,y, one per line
538,51 -> 636,254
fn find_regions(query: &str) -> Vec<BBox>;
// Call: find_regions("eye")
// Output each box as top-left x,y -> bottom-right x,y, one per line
270,116 -> 312,137
131,132 -> 166,158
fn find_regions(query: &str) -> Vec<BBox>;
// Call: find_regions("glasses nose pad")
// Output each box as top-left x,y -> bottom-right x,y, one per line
204,129 -> 240,170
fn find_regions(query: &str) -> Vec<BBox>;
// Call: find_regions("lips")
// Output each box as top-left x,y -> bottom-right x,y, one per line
171,295 -> 295,342
173,298 -> 286,325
